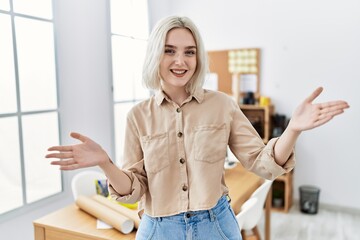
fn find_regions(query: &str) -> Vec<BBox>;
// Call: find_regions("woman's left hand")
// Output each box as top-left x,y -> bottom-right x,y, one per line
287,87 -> 349,133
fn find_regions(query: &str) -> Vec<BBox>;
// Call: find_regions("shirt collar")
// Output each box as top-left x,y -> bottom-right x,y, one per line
155,88 -> 205,106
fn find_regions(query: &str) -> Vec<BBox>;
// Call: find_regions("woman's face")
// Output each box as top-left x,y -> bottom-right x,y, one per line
159,28 -> 197,91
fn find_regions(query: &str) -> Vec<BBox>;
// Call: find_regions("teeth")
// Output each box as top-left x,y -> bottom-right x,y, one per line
172,70 -> 186,74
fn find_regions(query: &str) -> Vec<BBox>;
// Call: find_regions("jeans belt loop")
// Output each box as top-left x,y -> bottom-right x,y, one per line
208,209 -> 215,222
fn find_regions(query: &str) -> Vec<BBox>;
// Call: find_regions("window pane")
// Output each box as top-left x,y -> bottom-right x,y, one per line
132,39 -> 149,100
0,117 -> 23,214
15,17 -> 57,112
22,112 -> 61,203
131,0 -> 149,39
112,36 -> 148,101
110,0 -> 132,36
114,102 -> 134,165
0,0 -> 9,11
13,0 -> 52,19
112,36 -> 134,101
110,0 -> 149,39
0,14 -> 17,114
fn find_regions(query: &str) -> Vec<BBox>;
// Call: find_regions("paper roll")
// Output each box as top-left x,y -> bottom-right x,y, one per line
92,195 -> 141,229
76,196 -> 134,234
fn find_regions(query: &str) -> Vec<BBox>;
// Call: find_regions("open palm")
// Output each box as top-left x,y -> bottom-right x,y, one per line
46,132 -> 109,170
288,87 -> 349,132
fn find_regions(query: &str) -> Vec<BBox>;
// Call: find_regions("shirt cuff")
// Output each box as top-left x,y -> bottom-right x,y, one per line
255,137 -> 296,179
107,170 -> 142,204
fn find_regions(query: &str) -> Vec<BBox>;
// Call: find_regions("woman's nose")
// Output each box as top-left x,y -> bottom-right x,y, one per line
174,53 -> 185,65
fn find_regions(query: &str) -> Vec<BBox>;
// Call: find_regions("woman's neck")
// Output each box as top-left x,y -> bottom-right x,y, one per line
162,86 -> 189,106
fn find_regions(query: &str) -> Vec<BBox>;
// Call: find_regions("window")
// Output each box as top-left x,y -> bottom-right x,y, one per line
109,0 -> 150,164
0,0 -> 61,216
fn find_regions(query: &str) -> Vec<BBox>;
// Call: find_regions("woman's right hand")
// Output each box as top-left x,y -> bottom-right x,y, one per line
46,132 -> 110,170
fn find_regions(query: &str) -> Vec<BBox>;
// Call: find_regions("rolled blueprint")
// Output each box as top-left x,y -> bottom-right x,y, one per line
92,194 -> 141,229
75,195 -> 134,234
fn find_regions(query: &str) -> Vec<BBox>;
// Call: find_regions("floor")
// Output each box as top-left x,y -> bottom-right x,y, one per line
257,203 -> 360,240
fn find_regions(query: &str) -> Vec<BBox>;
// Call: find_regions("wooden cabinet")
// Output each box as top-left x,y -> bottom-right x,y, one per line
271,170 -> 293,212
240,104 -> 274,143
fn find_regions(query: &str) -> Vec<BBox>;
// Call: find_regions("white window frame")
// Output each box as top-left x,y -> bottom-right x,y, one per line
0,0 -> 63,222
108,0 -> 150,164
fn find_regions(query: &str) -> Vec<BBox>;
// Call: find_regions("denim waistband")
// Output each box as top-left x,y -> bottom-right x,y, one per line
149,195 -> 230,223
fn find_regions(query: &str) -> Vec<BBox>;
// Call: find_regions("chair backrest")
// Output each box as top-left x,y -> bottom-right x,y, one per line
71,170 -> 106,200
236,197 -> 258,230
251,179 -> 273,201
241,179 -> 273,230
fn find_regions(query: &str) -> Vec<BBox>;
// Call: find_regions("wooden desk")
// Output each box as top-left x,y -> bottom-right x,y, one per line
34,164 -> 270,240
225,164 -> 271,240
225,164 -> 262,214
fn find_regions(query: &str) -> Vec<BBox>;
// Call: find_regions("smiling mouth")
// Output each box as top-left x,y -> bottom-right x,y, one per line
171,69 -> 187,76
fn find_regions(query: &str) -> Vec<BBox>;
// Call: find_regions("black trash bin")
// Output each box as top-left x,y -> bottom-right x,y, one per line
299,185 -> 320,214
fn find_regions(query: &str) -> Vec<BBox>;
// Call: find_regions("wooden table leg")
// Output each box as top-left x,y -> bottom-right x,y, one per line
265,187 -> 272,240
34,225 -> 45,240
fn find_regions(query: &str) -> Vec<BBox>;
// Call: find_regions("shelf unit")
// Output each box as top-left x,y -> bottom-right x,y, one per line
239,104 -> 274,143
239,104 -> 293,213
271,170 -> 293,213
208,47 -> 293,213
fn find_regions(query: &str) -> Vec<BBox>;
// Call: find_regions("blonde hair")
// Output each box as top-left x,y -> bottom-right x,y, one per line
142,16 -> 209,94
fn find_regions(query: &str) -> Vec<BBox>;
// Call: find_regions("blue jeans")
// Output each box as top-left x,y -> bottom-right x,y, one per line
136,195 -> 242,240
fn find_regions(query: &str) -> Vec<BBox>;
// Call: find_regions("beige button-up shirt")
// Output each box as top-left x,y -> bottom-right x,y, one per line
109,88 -> 295,217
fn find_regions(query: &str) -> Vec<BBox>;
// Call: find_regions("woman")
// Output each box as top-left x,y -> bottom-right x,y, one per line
46,16 -> 349,239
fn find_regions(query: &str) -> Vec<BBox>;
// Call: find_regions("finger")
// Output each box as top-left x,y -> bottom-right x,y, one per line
47,145 -> 73,152
50,159 -> 76,166
45,152 -> 73,159
316,107 -> 346,127
305,87 -> 323,104
60,164 -> 80,171
70,132 -> 89,143
319,108 -> 345,120
51,159 -> 80,170
314,116 -> 334,128
318,101 -> 349,112
319,102 -> 349,115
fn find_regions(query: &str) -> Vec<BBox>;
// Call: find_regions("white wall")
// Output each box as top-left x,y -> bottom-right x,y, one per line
0,0 -> 113,239
150,0 -> 360,209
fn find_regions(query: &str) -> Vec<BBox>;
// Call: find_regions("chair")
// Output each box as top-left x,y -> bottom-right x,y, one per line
236,197 -> 258,231
237,179 -> 273,240
71,170 -> 140,210
71,170 -> 106,200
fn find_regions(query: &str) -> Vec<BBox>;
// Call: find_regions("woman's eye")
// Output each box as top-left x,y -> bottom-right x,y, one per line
185,50 -> 196,56
164,49 -> 175,54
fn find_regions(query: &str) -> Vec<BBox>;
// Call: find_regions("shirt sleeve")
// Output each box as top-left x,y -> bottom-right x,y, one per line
228,100 -> 295,180
108,113 -> 148,204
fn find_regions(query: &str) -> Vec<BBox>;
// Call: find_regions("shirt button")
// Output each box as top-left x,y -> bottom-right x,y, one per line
179,158 -> 185,164
182,185 -> 188,191
176,108 -> 181,113
177,132 -> 183,138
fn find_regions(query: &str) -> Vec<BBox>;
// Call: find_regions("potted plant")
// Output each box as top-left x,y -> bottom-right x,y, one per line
272,189 -> 284,208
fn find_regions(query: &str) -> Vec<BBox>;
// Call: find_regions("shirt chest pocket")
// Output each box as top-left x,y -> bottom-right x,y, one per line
141,132 -> 170,174
194,124 -> 227,163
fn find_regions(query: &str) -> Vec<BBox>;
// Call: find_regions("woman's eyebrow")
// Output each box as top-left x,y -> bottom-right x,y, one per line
165,44 -> 197,49
165,44 -> 176,48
